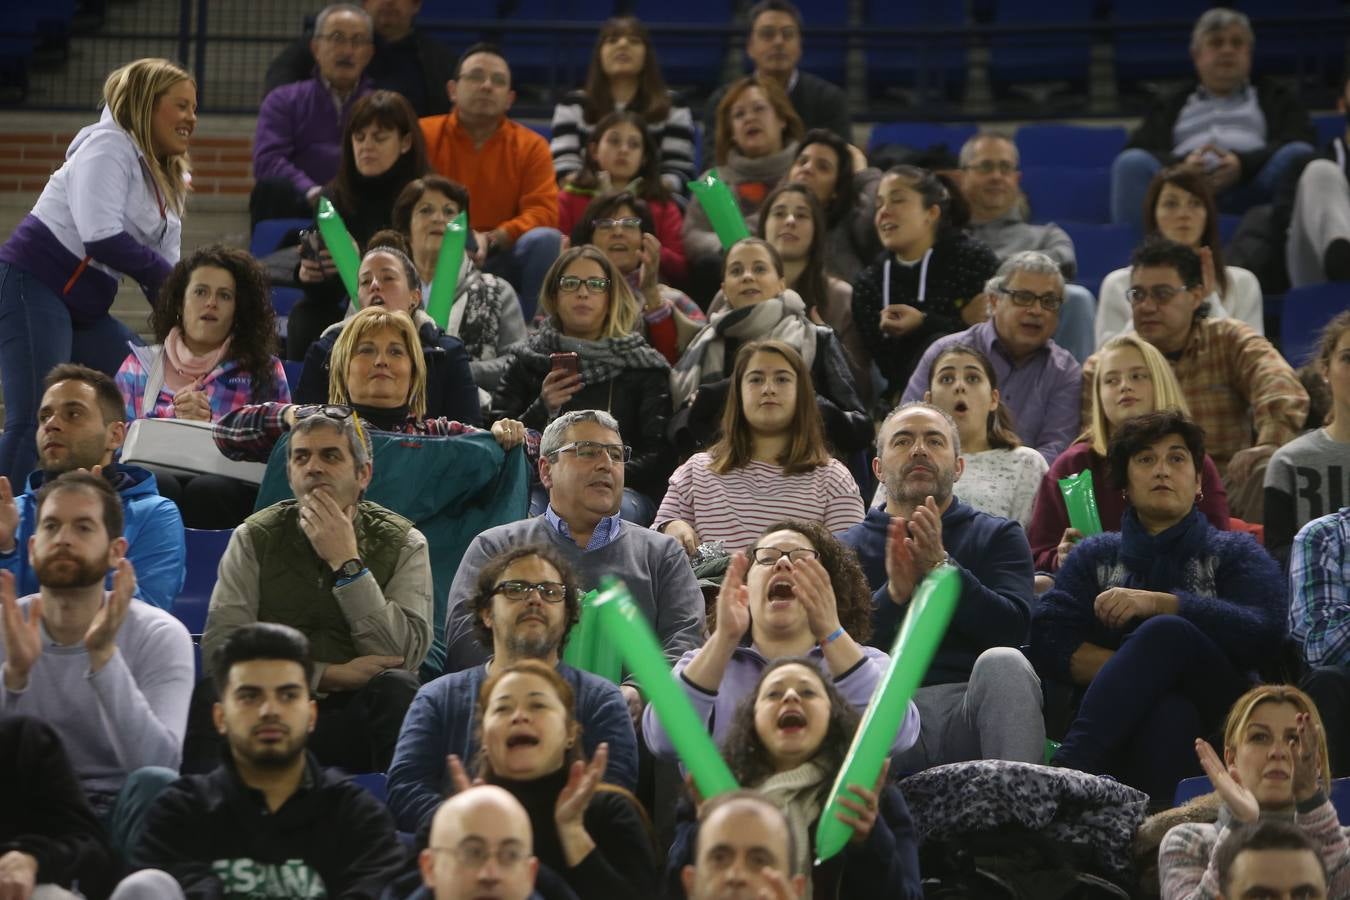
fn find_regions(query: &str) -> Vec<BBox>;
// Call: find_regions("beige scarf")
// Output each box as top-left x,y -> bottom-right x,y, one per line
756,760 -> 829,898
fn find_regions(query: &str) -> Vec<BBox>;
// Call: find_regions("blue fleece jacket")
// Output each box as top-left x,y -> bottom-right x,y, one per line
837,499 -> 1035,685
1027,507 -> 1287,685
0,464 -> 185,610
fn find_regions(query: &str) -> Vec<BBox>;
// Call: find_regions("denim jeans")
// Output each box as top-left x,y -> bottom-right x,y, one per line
0,262 -> 142,484
1110,142 -> 1317,229
483,227 -> 562,321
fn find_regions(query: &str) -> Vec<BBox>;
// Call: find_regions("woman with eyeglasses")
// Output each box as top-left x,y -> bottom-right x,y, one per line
492,246 -> 673,525
445,659 -> 658,898
0,58 -> 196,485
559,111 -> 688,286
642,520 -> 919,764
656,341 -> 864,556
1095,166 -> 1263,347
216,306 -> 525,463
571,191 -> 704,363
1026,334 -> 1229,576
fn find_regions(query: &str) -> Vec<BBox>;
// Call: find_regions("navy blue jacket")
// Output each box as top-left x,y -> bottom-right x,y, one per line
838,499 -> 1035,685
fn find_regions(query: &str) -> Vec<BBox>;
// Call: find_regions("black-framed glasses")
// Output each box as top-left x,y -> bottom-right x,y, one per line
551,440 -> 631,463
593,216 -> 641,231
998,286 -> 1063,313
493,580 -> 567,602
751,546 -> 820,565
557,275 -> 611,293
964,160 -> 1017,176
1126,284 -> 1191,306
429,839 -> 528,869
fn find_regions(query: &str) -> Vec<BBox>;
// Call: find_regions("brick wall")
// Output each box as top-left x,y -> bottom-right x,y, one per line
0,131 -> 254,196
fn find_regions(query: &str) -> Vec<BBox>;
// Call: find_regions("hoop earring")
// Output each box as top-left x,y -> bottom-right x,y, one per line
1196,489 -> 1204,503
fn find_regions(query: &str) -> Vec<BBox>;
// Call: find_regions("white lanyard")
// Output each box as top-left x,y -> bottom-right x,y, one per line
882,248 -> 933,307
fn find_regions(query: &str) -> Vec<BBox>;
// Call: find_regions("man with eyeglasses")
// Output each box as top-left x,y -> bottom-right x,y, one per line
191,410 -> 432,774
958,132 -> 1097,362
421,43 -> 561,319
118,623 -> 405,899
418,786 -> 543,900
251,3 -> 376,227
901,251 -> 1083,464
701,0 -> 850,143
1081,237 -> 1307,522
839,401 -> 1043,770
443,410 -> 704,720
387,543 -> 638,834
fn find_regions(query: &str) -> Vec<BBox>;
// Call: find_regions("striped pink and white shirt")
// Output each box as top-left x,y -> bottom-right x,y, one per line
653,452 -> 865,553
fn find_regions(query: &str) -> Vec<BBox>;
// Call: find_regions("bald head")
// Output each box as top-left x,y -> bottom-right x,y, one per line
420,787 -> 538,900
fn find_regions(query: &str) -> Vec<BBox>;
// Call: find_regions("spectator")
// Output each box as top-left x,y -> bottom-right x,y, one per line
852,166 -> 999,398
116,246 -> 290,528
117,623 -> 404,898
841,402 -> 1042,768
657,340 -> 864,555
1081,238 -> 1307,522
958,133 -> 1097,362
251,4 -> 374,226
417,786 -> 541,900
787,128 -> 882,284
550,17 -> 696,196
680,792 -> 805,900
216,307 -> 523,465
757,182 -> 872,403
0,364 -> 185,610
453,660 -> 658,898
421,43 -> 562,319
684,75 -> 804,279
1110,7 -> 1316,229
444,410 -> 705,701
1264,311 -> 1350,566
642,520 -> 920,762
388,176 -> 527,396
0,715 -> 115,899
669,659 -> 923,899
0,471 -> 193,848
671,238 -> 872,458
571,191 -> 704,363
701,0 -> 849,143
263,0 -> 456,117
388,544 -> 639,834
560,111 -> 688,285
1291,508 -> 1350,777
1286,74 -> 1350,287
290,90 -> 429,358
196,410 -> 432,773
0,58 -> 194,485
901,251 -> 1083,464
893,346 -> 1047,528
295,242 -> 482,425
1157,684 -> 1342,900
1028,411 -> 1286,803
1213,821 -> 1331,900
1027,333 -> 1230,575
1097,166 -> 1264,347
492,246 -> 673,523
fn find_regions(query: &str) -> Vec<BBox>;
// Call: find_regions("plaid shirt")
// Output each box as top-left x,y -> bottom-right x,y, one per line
1082,319 -> 1308,471
115,353 -> 290,422
1290,508 -> 1350,667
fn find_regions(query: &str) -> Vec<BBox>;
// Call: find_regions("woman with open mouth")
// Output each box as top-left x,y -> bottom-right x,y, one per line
452,658 -> 657,898
664,658 -> 923,899
1156,684 -> 1346,899
643,519 -> 919,767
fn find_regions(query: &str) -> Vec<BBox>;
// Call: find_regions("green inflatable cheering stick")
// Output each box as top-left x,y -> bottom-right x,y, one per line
425,211 -> 469,329
314,197 -> 362,303
687,170 -> 751,250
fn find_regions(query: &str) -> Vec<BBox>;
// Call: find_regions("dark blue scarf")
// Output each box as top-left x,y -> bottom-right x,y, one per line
1118,505 -> 1213,592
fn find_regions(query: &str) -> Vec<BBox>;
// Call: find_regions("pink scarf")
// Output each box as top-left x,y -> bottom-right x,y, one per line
162,327 -> 230,392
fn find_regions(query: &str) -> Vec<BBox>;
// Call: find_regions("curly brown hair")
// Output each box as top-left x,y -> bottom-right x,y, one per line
469,543 -> 582,652
721,657 -> 861,789
749,520 -> 872,643
150,244 -> 278,395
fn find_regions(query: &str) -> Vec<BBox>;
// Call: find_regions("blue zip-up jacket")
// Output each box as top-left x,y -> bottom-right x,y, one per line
0,464 -> 185,610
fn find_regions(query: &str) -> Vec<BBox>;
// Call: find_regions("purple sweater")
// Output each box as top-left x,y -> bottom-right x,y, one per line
252,75 -> 372,193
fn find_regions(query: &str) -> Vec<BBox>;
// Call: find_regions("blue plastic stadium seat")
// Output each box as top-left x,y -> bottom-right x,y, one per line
250,218 -> 311,259
987,0 -> 1096,89
1280,283 -> 1350,367
1177,775 -> 1350,816
867,122 -> 979,156
352,771 -> 389,803
1015,125 -> 1128,169
1217,214 -> 1242,246
498,0 -> 598,91
1314,113 -> 1343,150
633,0 -> 734,91
174,528 -> 234,638
283,360 -> 305,394
862,1 -> 967,101
1020,166 -> 1111,225
1112,0 -> 1217,85
794,0 -> 849,88
1060,222 -> 1142,295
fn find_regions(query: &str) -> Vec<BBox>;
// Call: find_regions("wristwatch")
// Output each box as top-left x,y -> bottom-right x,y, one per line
334,558 -> 364,579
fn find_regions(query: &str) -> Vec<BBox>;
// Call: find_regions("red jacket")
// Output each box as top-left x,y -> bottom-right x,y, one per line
557,189 -> 688,285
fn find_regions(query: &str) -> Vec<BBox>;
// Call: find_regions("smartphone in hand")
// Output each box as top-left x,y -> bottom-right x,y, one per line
550,352 -> 580,378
